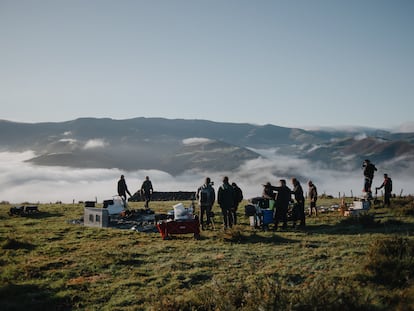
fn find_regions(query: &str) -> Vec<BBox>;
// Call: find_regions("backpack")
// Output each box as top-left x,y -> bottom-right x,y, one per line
199,186 -> 211,205
234,186 -> 243,203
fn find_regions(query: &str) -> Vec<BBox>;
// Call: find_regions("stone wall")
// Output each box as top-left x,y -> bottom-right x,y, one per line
129,191 -> 196,202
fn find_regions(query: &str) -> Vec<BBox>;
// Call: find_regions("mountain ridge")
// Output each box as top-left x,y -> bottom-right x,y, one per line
1,117 -> 413,176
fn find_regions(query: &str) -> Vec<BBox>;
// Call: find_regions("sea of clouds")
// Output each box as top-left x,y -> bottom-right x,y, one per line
0,150 -> 412,204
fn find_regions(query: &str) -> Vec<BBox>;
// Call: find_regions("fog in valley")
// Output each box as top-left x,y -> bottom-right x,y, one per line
0,150 -> 412,204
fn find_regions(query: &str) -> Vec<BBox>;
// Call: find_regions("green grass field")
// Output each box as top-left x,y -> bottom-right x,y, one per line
1,197 -> 414,311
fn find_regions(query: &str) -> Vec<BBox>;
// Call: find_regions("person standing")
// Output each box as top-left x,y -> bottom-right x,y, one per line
231,182 -> 243,225
363,159 -> 377,199
262,182 -> 275,200
271,179 -> 291,230
291,178 -> 305,228
140,176 -> 153,209
196,177 -> 216,230
117,175 -> 132,206
376,173 -> 393,208
218,176 -> 235,230
261,181 -> 275,210
308,180 -> 318,217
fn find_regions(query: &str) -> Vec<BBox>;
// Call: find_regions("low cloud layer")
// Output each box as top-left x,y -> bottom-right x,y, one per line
0,150 -> 412,204
182,137 -> 213,145
83,138 -> 108,149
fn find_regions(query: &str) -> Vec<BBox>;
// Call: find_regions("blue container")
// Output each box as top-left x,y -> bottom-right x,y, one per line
262,209 -> 273,225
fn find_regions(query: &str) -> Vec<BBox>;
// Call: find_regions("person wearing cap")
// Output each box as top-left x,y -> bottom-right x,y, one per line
117,175 -> 132,206
218,176 -> 235,229
376,173 -> 393,207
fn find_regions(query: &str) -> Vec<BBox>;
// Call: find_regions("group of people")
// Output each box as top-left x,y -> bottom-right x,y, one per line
261,178 -> 318,230
116,158 -> 393,230
196,176 -> 243,230
363,159 -> 393,207
117,175 -> 153,208
195,176 -> 318,231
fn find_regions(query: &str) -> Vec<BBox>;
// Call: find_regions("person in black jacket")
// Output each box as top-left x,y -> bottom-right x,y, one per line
140,176 -> 153,209
291,178 -> 305,228
117,175 -> 132,206
271,179 -> 291,230
363,159 -> 377,198
231,182 -> 243,225
308,180 -> 318,216
262,182 -> 275,200
376,173 -> 393,207
218,176 -> 235,229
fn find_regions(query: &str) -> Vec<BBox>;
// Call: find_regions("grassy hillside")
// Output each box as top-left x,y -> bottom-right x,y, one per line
1,197 -> 414,311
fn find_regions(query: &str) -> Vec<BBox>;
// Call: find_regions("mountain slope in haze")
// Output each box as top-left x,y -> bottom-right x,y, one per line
1,117 -> 414,176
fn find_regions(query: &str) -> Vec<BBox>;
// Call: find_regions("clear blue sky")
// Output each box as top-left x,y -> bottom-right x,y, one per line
1,0 -> 413,130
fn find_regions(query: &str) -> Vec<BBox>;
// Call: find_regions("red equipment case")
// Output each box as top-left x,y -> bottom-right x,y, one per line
156,219 -> 200,240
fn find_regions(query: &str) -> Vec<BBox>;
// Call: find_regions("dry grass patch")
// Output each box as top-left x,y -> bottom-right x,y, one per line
1,198 -> 414,310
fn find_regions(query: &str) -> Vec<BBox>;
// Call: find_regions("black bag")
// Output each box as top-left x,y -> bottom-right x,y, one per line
245,204 -> 256,216
249,197 -> 269,209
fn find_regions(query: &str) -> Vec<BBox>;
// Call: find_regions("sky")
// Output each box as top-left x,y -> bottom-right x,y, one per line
1,0 -> 414,130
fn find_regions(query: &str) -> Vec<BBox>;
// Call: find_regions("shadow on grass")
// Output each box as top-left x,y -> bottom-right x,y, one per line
1,238 -> 36,251
223,229 -> 298,245
0,283 -> 72,311
7,211 -> 64,219
117,258 -> 145,267
26,211 -> 64,219
247,233 -> 298,245
178,273 -> 212,289
305,217 -> 414,235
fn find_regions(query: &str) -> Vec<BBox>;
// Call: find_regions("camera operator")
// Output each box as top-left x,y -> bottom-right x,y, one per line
362,159 -> 377,198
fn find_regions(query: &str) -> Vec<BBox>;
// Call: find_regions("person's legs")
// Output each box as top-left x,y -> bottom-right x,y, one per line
364,177 -> 369,193
365,178 -> 373,199
206,205 -> 212,225
147,194 -> 152,208
282,205 -> 288,228
221,208 -> 226,228
292,203 -> 298,228
299,202 -> 305,227
309,202 -> 318,216
384,192 -> 391,207
273,207 -> 282,230
221,208 -> 230,229
232,206 -> 237,225
228,209 -> 233,228
199,205 -> 206,229
119,194 -> 127,208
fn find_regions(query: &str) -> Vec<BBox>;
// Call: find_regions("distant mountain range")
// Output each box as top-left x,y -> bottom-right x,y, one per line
1,117 -> 414,176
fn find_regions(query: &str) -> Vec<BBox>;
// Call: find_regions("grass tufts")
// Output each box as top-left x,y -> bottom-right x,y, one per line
365,236 -> 414,288
339,213 -> 380,228
222,226 -> 248,243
